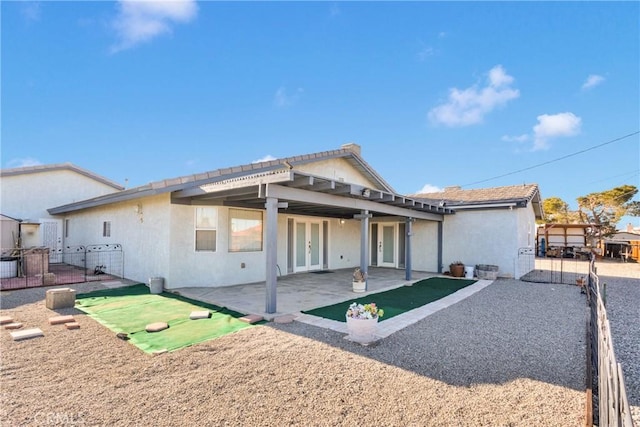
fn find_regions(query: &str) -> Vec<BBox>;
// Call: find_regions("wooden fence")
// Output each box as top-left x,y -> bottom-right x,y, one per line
586,258 -> 635,427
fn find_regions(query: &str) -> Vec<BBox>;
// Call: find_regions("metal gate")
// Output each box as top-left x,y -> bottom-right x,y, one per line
0,244 -> 124,291
517,247 -> 590,285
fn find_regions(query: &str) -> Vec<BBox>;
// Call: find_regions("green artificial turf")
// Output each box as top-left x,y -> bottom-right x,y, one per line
76,284 -> 257,354
302,277 -> 476,322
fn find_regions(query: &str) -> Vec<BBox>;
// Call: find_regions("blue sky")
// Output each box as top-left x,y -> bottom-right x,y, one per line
3,1 -> 639,226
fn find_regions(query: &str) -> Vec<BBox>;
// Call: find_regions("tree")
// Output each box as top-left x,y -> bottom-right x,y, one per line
542,197 -> 578,223
627,200 -> 640,217
577,185 -> 638,236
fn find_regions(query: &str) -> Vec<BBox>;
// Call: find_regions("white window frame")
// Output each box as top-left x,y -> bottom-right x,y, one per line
195,207 -> 217,252
229,208 -> 263,252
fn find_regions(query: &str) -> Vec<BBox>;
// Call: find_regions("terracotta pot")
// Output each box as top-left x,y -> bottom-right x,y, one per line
449,264 -> 465,278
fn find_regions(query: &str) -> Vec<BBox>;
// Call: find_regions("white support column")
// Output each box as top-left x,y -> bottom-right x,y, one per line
265,197 -> 278,314
405,218 -> 414,280
355,210 -> 372,291
437,221 -> 443,274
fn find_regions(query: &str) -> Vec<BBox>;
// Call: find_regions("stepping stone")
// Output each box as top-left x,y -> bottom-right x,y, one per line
4,322 -> 23,330
0,316 -> 14,325
273,315 -> 296,324
190,310 -> 211,320
65,322 -> 80,330
239,314 -> 263,324
49,315 -> 75,325
10,328 -> 44,341
146,322 -> 169,333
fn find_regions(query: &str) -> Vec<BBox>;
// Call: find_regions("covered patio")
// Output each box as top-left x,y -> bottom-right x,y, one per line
172,267 -> 438,320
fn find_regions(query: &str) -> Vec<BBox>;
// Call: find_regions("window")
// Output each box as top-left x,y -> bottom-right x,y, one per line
195,207 -> 217,251
103,221 -> 111,237
229,209 -> 263,252
65,219 -> 70,238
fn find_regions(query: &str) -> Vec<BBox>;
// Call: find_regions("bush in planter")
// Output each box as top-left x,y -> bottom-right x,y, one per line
345,302 -> 383,343
352,268 -> 367,292
449,261 -> 465,278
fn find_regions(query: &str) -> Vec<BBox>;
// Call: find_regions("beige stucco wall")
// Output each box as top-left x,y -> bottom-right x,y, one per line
168,204 -> 268,288
295,158 -> 380,189
0,169 -> 121,222
442,208 -> 534,278
1,217 -> 19,248
409,220 -> 440,272
166,210 -> 368,289
62,193 -> 172,285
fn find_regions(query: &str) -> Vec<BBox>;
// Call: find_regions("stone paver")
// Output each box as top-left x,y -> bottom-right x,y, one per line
4,322 -> 23,330
10,328 -> 44,341
48,315 -> 75,325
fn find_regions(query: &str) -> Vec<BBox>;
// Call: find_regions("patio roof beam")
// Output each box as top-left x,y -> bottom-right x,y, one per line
264,184 -> 444,221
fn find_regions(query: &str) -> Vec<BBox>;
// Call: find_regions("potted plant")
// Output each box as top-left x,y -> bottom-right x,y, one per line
345,302 -> 384,343
449,261 -> 465,278
352,267 -> 367,292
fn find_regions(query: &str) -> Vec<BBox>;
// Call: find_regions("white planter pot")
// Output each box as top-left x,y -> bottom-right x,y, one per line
352,281 -> 366,293
346,316 -> 378,343
0,260 -> 18,279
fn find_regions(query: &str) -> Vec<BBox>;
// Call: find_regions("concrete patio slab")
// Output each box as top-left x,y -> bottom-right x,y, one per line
171,267 -> 436,320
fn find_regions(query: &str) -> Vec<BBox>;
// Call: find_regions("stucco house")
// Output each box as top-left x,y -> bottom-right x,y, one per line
411,184 -> 544,279
0,163 -> 124,259
2,144 -> 544,312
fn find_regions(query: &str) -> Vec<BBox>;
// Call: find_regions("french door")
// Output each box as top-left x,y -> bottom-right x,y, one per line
294,220 -> 323,272
371,223 -> 396,268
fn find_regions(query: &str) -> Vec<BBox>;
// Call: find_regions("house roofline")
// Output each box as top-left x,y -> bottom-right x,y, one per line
48,145 -> 395,214
0,163 -> 124,191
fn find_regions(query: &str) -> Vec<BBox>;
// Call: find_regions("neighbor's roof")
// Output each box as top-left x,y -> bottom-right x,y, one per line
410,184 -> 543,217
0,163 -> 124,191
49,144 -> 445,217
605,231 -> 640,242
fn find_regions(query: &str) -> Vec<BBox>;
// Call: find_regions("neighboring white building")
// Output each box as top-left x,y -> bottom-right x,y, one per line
2,145 -> 544,312
0,163 -> 124,255
0,214 -> 20,249
412,184 -> 544,279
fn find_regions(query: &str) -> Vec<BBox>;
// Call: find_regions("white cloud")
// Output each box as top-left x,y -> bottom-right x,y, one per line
252,155 -> 278,164
417,46 -> 434,61
582,74 -> 605,90
428,65 -> 520,127
501,134 -> 530,143
532,112 -> 582,150
110,0 -> 198,53
274,87 -> 304,108
417,184 -> 443,194
7,157 -> 43,168
21,2 -> 41,23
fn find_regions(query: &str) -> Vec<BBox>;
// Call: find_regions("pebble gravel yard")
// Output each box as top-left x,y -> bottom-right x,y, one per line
1,263 -> 636,426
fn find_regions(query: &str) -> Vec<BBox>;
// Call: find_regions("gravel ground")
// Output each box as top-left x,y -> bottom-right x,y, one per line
1,277 -> 588,426
594,262 -> 640,425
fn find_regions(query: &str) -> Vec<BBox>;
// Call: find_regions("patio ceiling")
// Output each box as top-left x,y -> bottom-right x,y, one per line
171,169 -> 453,221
